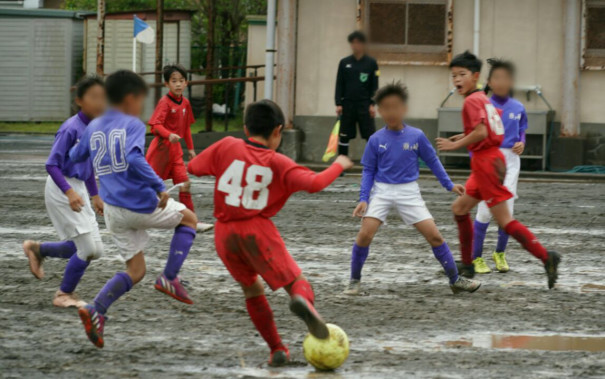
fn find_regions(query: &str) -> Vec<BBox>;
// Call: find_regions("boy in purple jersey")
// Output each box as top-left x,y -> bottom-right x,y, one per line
69,70 -> 198,348
344,82 -> 481,295
470,59 -> 528,274
23,76 -> 106,308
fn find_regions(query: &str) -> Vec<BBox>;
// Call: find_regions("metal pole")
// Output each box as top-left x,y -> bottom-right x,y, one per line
264,0 -> 277,100
155,0 -> 164,103
561,0 -> 581,137
96,0 -> 105,75
472,0 -> 480,56
276,0 -> 297,128
132,38 -> 137,72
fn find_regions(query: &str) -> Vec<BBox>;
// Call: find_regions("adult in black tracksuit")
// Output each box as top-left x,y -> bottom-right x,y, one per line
335,31 -> 379,156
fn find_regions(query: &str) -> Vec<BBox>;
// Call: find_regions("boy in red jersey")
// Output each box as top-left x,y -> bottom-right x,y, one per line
188,100 -> 353,366
146,64 -> 212,231
436,51 -> 560,289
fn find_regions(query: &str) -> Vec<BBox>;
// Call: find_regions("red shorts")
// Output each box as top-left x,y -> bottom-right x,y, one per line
146,137 -> 189,184
214,217 -> 301,290
466,147 -> 513,208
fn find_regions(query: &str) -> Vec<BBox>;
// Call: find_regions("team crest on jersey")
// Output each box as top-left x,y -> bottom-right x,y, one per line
359,73 -> 368,82
509,112 -> 521,120
403,142 -> 418,151
171,109 -> 177,113
183,108 -> 186,115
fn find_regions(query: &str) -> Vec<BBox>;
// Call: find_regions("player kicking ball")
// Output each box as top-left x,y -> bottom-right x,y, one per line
344,82 -> 481,296
70,70 -> 198,348
188,100 -> 353,366
436,51 -> 560,289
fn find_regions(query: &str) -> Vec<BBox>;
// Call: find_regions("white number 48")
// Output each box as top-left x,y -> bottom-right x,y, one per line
485,103 -> 505,136
217,160 -> 273,210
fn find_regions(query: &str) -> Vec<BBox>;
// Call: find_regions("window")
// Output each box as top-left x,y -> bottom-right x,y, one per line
582,0 -> 605,70
363,0 -> 453,65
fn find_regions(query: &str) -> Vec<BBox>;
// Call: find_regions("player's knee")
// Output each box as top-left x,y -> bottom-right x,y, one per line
427,233 -> 444,247
451,202 -> 466,216
180,208 -> 198,228
128,264 -> 146,284
356,229 -> 375,246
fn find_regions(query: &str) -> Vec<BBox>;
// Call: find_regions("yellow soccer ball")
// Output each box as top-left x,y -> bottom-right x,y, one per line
302,323 -> 349,370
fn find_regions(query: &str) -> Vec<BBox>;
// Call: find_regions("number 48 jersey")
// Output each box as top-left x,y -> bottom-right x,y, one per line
187,137 -> 341,222
462,91 -> 505,152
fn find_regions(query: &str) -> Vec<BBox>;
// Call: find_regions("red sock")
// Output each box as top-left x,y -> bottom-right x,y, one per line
179,191 -> 194,211
289,279 -> 315,305
505,220 -> 548,263
455,214 -> 473,265
245,295 -> 283,352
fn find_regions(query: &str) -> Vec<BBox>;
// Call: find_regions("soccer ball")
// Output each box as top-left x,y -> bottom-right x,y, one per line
302,323 -> 349,370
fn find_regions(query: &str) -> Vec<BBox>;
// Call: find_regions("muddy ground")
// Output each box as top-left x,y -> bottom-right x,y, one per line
0,135 -> 604,378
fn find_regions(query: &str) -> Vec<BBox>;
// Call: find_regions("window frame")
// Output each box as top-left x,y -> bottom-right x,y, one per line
582,0 -> 605,70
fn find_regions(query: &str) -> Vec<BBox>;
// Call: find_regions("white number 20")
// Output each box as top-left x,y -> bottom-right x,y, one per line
485,103 -> 505,136
217,160 -> 273,210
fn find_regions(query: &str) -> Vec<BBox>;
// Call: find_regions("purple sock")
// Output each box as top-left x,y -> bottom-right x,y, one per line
40,241 -> 77,259
93,272 -> 133,315
164,225 -> 196,280
432,242 -> 459,284
350,243 -> 370,280
496,228 -> 510,252
60,254 -> 90,293
472,220 -> 490,259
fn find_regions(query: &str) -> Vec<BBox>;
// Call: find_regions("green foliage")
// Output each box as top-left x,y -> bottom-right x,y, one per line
64,0 -> 191,12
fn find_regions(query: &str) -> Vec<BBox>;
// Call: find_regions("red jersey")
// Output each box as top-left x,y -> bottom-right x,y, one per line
149,93 -> 195,150
462,91 -> 505,152
187,137 -> 343,222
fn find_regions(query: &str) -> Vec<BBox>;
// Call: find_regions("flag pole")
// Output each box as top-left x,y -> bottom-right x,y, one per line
132,37 -> 137,72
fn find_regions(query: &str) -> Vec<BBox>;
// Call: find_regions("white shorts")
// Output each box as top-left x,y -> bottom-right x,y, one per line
45,175 -> 99,240
104,198 -> 186,261
364,181 -> 433,225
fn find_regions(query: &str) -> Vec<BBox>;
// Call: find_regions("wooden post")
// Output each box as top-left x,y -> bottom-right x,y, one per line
155,0 -> 164,103
95,0 -> 105,75
204,0 -> 216,132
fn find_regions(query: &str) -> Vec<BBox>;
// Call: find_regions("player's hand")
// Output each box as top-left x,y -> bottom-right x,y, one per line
66,189 -> 84,212
353,201 -> 368,218
336,106 -> 343,116
512,141 -> 525,155
451,184 -> 465,196
448,133 -> 465,142
369,104 -> 376,118
436,137 -> 457,151
168,133 -> 180,143
334,155 -> 354,171
158,191 -> 170,209
92,195 -> 104,216
188,149 -> 196,160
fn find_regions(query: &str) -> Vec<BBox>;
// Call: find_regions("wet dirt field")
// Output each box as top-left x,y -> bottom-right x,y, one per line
1,135 -> 604,378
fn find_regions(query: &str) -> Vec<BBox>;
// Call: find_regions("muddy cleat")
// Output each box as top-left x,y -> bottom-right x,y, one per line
492,251 -> 510,273
343,279 -> 361,295
456,261 -> 476,278
268,347 -> 290,367
78,304 -> 105,348
52,290 -> 86,308
23,240 -> 44,279
289,295 -> 329,339
473,257 -> 492,274
154,274 -> 194,304
196,222 -> 214,232
544,251 -> 561,289
450,277 -> 482,294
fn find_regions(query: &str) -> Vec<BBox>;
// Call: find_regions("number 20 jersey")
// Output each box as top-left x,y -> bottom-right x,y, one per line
187,137 -> 321,222
463,91 -> 505,152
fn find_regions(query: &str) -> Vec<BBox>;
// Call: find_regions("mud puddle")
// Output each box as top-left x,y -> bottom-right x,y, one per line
445,334 -> 605,352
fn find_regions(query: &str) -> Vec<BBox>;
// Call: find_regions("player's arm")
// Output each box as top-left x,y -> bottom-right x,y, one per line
187,139 -> 222,177
513,109 -> 528,155
68,128 -> 91,163
418,133 -> 463,195
355,139 -> 378,217
149,101 -> 179,143
335,60 -> 344,114
185,103 -> 195,159
46,129 -> 74,193
436,123 -> 488,151
283,155 -> 353,194
127,121 -> 166,194
370,60 -> 379,102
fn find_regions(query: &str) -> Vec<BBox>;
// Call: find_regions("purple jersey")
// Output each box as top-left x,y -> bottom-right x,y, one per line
69,109 -> 166,213
490,95 -> 528,148
359,125 -> 454,202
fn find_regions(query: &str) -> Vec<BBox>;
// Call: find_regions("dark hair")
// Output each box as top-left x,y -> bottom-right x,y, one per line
244,99 -> 285,139
373,81 -> 409,104
449,50 -> 482,73
348,30 -> 367,43
75,75 -> 104,98
105,70 -> 148,105
163,64 -> 188,82
484,58 -> 516,95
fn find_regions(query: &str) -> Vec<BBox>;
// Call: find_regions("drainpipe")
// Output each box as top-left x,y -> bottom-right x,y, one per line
276,0 -> 297,127
561,0 -> 581,137
264,0 -> 277,100
473,0 -> 480,56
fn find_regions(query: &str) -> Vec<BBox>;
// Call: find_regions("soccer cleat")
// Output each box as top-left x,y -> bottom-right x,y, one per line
456,261 -> 476,278
196,222 -> 214,233
450,277 -> 482,294
289,295 -> 329,339
544,251 -> 561,289
154,274 -> 194,304
473,257 -> 492,274
492,251 -> 510,273
268,347 -> 290,367
23,240 -> 44,279
52,290 -> 86,308
78,304 -> 105,348
343,279 -> 361,295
